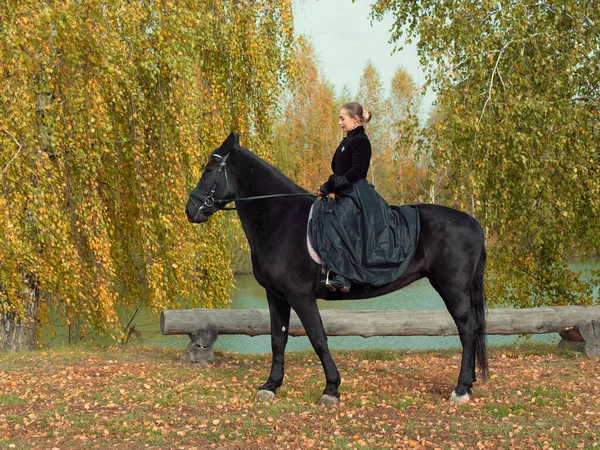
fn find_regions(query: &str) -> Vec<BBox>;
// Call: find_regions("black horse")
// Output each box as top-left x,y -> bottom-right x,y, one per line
186,133 -> 488,405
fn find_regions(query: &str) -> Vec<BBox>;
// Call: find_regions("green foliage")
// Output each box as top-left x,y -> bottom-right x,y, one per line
372,1 -> 599,306
0,0 -> 295,338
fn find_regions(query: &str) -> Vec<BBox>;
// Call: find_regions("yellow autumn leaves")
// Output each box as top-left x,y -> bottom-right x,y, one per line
0,0 -> 295,340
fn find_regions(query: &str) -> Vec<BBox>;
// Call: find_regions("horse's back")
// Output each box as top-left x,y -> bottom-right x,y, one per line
412,203 -> 483,239
410,203 -> 485,281
316,203 -> 484,300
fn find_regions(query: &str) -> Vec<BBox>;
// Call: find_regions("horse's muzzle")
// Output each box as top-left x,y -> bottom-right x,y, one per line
189,212 -> 208,224
186,203 -> 208,224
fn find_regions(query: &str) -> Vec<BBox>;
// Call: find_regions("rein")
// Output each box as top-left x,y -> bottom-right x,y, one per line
217,193 -> 317,210
189,153 -> 317,212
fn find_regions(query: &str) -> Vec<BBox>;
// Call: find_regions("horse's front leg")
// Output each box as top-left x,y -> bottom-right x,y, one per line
257,291 -> 291,401
289,295 -> 340,405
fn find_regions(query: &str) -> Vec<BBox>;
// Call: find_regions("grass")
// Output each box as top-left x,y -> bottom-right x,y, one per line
0,342 -> 598,449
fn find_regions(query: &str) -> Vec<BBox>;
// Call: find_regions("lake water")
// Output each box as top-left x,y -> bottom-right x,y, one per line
209,275 -> 557,354
42,260 -> 598,353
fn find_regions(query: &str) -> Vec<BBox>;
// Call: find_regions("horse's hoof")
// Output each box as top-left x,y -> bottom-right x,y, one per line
449,391 -> 471,405
256,389 -> 275,402
318,394 -> 339,406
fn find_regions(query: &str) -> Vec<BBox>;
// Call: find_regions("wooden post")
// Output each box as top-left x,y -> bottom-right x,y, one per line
578,319 -> 600,359
186,323 -> 218,364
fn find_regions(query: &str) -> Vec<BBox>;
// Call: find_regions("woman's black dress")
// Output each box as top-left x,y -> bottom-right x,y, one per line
309,126 -> 419,286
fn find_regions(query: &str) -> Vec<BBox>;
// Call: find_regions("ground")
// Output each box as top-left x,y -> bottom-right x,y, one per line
0,343 -> 598,449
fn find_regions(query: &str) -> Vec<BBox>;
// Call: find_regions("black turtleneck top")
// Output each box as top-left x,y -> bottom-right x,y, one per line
321,126 -> 371,194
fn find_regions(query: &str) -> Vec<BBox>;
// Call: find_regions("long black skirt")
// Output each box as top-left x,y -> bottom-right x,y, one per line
308,179 -> 419,286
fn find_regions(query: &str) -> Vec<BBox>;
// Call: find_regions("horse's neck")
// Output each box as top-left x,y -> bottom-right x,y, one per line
231,148 -> 306,245
232,148 -> 300,198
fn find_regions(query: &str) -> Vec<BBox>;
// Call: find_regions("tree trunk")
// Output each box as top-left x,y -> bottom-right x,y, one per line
0,93 -> 51,351
0,277 -> 39,351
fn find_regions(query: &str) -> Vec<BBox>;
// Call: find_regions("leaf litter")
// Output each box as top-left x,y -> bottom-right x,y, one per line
0,344 -> 598,449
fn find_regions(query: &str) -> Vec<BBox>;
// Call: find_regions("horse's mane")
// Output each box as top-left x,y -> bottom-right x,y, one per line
234,144 -> 309,194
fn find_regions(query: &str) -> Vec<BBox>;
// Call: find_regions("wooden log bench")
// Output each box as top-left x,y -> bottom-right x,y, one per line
160,306 -> 600,363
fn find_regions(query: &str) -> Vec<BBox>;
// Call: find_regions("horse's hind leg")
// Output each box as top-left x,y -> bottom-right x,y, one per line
288,294 -> 340,405
430,280 -> 478,404
257,290 -> 291,401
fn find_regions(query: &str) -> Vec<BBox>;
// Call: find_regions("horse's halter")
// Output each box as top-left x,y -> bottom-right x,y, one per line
189,153 -> 234,215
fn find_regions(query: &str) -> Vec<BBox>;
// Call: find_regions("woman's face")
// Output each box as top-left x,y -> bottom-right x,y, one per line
338,108 -> 359,133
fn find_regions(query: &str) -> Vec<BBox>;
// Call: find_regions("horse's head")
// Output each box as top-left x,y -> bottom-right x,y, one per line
186,133 -> 239,224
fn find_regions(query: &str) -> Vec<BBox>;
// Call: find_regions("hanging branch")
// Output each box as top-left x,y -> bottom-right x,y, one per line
478,32 -> 544,125
477,41 -> 510,126
1,130 -> 24,178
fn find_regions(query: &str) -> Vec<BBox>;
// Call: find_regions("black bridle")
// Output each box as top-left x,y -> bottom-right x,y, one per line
189,153 -> 316,213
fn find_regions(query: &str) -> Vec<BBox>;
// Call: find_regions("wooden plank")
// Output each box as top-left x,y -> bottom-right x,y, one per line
161,306 -> 600,338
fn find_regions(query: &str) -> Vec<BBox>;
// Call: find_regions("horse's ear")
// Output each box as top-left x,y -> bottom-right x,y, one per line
221,133 -> 236,151
234,134 -> 240,145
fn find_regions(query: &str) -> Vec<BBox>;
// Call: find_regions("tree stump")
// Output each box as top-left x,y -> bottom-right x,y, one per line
185,323 -> 218,364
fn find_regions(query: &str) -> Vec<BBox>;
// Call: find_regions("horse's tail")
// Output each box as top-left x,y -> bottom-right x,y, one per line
472,245 -> 489,381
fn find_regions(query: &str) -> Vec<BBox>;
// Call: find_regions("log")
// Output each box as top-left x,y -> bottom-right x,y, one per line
161,306 -> 600,338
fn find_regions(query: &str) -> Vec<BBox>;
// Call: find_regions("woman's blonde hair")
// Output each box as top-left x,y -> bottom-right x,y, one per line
341,102 -> 372,124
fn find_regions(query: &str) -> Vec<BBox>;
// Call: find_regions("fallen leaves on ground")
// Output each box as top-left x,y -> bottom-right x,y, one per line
0,344 -> 598,449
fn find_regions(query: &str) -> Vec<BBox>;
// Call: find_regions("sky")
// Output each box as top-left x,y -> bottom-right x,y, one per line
293,0 -> 436,118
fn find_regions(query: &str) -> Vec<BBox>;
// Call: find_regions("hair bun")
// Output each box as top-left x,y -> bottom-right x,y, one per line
341,102 -> 371,124
362,109 -> 372,124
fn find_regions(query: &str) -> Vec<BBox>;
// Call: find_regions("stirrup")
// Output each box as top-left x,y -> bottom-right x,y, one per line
325,270 -> 336,292
325,271 -> 351,293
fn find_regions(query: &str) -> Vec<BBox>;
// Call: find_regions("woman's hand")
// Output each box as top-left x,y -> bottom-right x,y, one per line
317,186 -> 328,198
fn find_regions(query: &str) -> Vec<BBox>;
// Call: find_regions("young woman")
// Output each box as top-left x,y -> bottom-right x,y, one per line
318,102 -> 372,198
310,102 -> 419,293
316,102 -> 372,291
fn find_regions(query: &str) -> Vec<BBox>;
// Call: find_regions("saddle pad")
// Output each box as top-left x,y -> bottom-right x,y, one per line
307,203 -> 325,265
